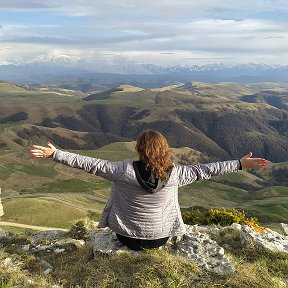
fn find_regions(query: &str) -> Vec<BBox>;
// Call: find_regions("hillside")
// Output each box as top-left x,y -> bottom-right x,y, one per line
0,80 -> 288,228
1,81 -> 287,162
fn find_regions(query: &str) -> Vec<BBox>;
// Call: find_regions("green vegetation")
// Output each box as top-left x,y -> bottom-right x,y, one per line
30,178 -> 109,194
182,208 -> 258,226
0,123 -> 17,133
5,163 -> 58,179
70,142 -> 138,161
1,198 -> 87,228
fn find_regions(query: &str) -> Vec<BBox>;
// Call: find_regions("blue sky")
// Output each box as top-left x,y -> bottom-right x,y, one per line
1,0 -> 288,66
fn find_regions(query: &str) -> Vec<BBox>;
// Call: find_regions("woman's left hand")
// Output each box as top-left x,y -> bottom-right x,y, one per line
240,152 -> 268,170
30,142 -> 56,158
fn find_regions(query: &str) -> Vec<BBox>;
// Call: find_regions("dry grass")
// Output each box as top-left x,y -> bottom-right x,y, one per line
1,227 -> 288,288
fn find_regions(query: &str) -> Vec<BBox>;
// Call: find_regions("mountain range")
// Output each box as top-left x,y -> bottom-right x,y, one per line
1,52 -> 288,83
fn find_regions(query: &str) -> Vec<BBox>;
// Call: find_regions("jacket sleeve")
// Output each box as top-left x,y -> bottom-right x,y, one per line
53,149 -> 126,181
175,160 -> 241,187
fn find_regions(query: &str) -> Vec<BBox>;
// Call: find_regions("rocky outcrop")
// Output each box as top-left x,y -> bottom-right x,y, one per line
240,225 -> 288,253
171,230 -> 234,274
281,223 -> 288,236
90,225 -> 235,275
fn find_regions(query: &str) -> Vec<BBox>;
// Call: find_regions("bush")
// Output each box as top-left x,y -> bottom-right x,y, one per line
65,221 -> 88,240
181,208 -> 259,226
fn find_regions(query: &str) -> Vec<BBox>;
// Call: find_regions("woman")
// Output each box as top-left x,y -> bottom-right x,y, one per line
30,130 -> 268,250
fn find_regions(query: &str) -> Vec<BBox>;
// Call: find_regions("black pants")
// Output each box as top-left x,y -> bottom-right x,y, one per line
116,234 -> 169,251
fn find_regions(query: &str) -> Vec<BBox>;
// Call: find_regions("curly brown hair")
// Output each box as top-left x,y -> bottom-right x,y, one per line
135,130 -> 173,180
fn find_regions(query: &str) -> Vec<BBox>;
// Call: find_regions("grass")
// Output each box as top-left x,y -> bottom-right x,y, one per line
1,227 -> 288,288
35,178 -> 110,194
70,142 -> 138,161
5,163 -> 58,179
1,198 -> 87,228
0,123 -> 17,133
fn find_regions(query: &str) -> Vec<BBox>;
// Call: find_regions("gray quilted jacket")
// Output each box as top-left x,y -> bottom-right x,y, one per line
53,150 -> 241,239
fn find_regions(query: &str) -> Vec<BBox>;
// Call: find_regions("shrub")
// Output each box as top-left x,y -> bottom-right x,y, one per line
65,221 -> 88,240
181,208 -> 259,226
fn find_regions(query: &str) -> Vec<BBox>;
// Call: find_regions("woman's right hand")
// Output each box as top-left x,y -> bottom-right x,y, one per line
30,142 -> 57,158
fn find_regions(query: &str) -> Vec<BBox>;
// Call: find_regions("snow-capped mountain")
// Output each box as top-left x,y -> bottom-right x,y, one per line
141,63 -> 288,74
0,53 -> 288,83
27,52 -> 82,67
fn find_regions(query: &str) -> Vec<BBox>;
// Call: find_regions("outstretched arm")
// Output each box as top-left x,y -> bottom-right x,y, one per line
176,152 -> 268,186
30,142 -> 125,181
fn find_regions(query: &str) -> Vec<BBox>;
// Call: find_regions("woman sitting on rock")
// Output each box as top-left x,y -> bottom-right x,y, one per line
30,130 -> 267,250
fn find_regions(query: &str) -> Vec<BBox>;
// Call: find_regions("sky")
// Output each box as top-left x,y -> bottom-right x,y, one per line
1,0 -> 288,66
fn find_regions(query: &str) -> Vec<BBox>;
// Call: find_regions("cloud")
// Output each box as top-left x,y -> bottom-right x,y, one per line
1,1 -> 288,65
0,0 -> 59,9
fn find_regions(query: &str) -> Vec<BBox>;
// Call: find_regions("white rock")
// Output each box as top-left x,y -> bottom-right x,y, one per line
54,248 -> 65,253
43,268 -> 53,275
0,228 -> 7,239
22,244 -> 30,251
173,231 -> 234,275
32,230 -> 66,243
89,228 -> 234,275
229,223 -> 242,231
241,225 -> 288,253
281,223 -> 288,236
3,258 -> 12,266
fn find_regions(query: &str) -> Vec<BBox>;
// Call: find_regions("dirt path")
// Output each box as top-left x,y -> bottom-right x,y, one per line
0,221 -> 68,231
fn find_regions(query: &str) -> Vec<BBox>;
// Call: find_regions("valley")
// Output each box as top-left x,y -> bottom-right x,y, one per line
0,80 -> 287,229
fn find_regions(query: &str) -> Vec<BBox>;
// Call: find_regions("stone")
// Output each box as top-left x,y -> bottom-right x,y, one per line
89,231 -> 138,256
22,244 -> 30,251
43,268 -> 53,275
39,259 -> 53,270
240,225 -> 288,253
281,223 -> 288,236
32,230 -> 66,243
171,230 -> 234,275
229,223 -> 242,231
54,248 -> 65,253
0,228 -> 7,239
89,228 -> 234,275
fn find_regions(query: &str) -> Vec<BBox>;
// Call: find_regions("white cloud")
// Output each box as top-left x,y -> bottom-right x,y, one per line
1,1 -> 288,65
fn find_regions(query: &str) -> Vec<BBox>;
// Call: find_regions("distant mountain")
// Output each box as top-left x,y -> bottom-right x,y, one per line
0,53 -> 288,83
27,52 -> 83,67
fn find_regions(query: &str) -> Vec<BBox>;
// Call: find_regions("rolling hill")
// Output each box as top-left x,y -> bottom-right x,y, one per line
0,80 -> 288,228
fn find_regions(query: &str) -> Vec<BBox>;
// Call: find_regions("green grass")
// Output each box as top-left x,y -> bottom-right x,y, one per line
70,142 -> 138,161
5,163 -> 58,179
179,181 -> 249,208
0,90 -> 81,104
21,178 -> 110,194
2,198 -> 87,228
0,123 -> 17,133
245,203 -> 288,223
251,186 -> 288,200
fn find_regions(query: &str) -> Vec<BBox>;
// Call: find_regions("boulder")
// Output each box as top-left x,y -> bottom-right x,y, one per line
170,230 -> 234,275
32,230 -> 66,244
89,227 -> 234,275
89,231 -> 138,256
240,225 -> 288,253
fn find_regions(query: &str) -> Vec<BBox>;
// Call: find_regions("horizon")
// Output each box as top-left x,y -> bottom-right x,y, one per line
1,0 -> 288,68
